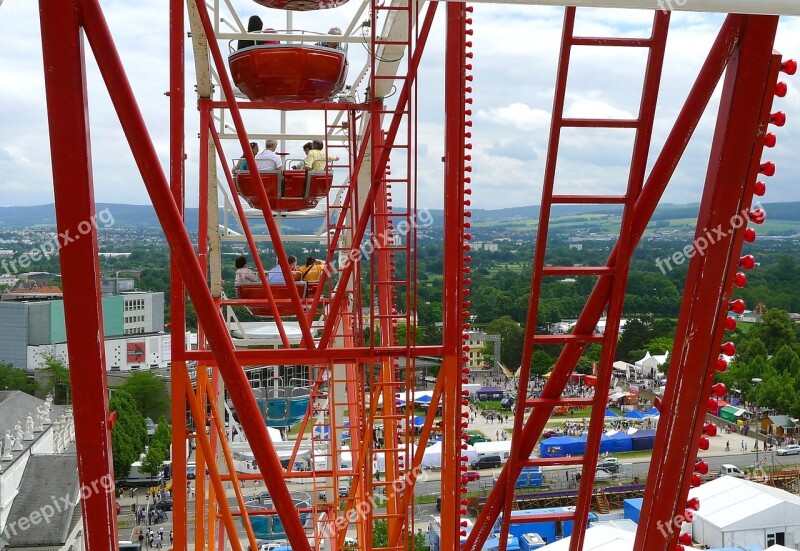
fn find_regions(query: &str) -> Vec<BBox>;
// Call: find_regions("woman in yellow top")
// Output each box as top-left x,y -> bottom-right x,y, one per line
298,256 -> 325,281
303,140 -> 339,170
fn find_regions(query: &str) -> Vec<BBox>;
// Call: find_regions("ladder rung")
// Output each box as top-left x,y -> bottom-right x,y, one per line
570,36 -> 653,47
560,118 -> 639,128
509,511 -> 575,524
541,266 -> 615,276
551,195 -> 628,205
532,334 -> 604,344
520,456 -> 585,468
524,397 -> 595,408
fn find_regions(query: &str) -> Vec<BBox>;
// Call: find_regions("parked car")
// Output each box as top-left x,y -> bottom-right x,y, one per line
594,468 -> 615,481
154,499 -> 173,511
470,454 -> 502,470
719,464 -> 745,478
339,486 -> 349,498
542,429 -> 561,438
467,434 -> 491,445
777,444 -> 800,456
597,457 -> 620,473
462,470 -> 481,483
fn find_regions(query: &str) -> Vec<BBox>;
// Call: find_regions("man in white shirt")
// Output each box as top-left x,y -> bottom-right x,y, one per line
255,139 -> 282,171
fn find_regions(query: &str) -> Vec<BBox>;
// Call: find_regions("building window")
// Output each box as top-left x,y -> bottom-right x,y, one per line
767,533 -> 785,546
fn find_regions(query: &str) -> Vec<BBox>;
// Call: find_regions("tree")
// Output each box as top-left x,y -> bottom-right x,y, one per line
109,389 -> 147,479
372,519 -> 429,551
749,310 -> 799,354
616,316 -> 654,363
119,371 -> 169,420
530,350 -> 554,377
487,316 -> 524,369
0,363 -> 37,394
41,352 -> 70,404
140,440 -> 167,479
770,345 -> 800,377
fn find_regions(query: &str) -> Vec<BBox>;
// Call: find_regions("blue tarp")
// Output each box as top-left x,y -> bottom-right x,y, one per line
574,434 -> 617,455
412,416 -> 425,426
629,429 -> 657,451
414,395 -> 433,403
644,407 -> 660,416
484,535 -> 520,550
624,498 -> 643,524
604,408 -> 619,418
623,410 -> 646,419
539,436 -> 581,458
606,431 -> 633,453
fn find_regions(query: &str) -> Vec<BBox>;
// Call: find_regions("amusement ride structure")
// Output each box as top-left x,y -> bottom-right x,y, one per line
27,0 -> 800,549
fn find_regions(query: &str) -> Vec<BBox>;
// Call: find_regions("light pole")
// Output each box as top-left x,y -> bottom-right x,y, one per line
752,377 -> 762,466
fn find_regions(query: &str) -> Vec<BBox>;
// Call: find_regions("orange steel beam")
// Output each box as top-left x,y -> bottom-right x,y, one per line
202,371 -> 259,551
184,376 -> 245,551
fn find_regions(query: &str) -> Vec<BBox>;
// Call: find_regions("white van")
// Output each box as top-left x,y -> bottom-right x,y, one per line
719,464 -> 745,478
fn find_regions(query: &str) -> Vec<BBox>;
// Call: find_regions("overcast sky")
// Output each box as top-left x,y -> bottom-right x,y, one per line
1,0 -> 799,211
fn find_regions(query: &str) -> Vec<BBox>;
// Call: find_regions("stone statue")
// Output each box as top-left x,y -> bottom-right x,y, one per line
13,422 -> 23,450
37,404 -> 51,425
2,431 -> 13,460
24,413 -> 34,440
34,410 -> 43,432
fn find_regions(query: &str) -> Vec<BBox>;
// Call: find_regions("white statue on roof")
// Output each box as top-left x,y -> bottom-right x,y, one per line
2,431 -> 13,460
24,414 -> 34,440
37,403 -> 51,425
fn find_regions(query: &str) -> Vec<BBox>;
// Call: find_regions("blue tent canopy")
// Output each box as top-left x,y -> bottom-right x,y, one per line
644,407 -> 660,417
414,395 -> 433,404
412,416 -> 425,426
540,436 -> 581,458
605,431 -> 633,453
604,408 -> 619,418
623,410 -> 646,419
629,429 -> 656,451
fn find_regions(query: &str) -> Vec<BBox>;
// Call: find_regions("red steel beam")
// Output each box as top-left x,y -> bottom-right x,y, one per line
635,16 -> 781,550
440,2 -> 468,549
75,0 -> 312,547
465,15 -> 748,550
38,2 -> 117,548
169,0 -> 188,545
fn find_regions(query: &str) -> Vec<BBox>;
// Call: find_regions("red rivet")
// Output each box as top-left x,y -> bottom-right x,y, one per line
691,474 -> 702,487
734,272 -> 747,288
653,398 -> 662,412
739,255 -> 755,270
699,437 -> 710,450
717,357 -> 729,372
744,228 -> 756,243
724,316 -> 737,331
721,341 -> 736,356
687,497 -> 700,511
679,533 -> 693,545
703,423 -> 718,437
708,398 -> 718,411
760,162 -> 776,176
781,59 -> 797,74
754,181 -> 767,196
764,133 -> 777,148
694,461 -> 709,475
729,299 -> 745,314
712,382 -> 727,397
770,112 -> 786,127
684,509 -> 695,522
748,209 -> 766,224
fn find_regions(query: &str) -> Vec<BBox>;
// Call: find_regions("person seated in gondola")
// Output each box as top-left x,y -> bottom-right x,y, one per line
316,27 -> 343,49
267,255 -> 299,284
291,142 -> 313,170
234,142 -> 259,172
235,256 -> 260,284
304,139 -> 339,171
255,139 -> 282,171
299,256 -> 325,282
238,16 -> 265,50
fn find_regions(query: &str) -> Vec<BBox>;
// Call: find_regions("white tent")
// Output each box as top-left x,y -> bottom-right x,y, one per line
689,476 -> 800,549
421,441 -> 478,469
539,524 -> 634,550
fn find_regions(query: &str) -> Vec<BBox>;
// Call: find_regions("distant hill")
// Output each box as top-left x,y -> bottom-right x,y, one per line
0,201 -> 797,230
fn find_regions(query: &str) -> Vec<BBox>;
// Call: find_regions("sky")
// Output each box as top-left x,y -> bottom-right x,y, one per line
1,0 -> 799,211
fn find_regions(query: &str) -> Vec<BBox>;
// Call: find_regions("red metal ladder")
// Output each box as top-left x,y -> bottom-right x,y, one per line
494,8 -> 670,551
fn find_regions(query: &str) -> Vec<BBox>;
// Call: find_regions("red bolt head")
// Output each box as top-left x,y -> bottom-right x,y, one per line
653,398 -> 662,412
703,423 -> 718,437
753,181 -> 767,196
770,112 -> 787,127
759,162 -> 776,177
708,398 -> 718,411
781,59 -> 797,75
691,473 -> 702,487
712,382 -> 727,397
734,272 -> 747,288
684,509 -> 695,522
717,357 -> 729,372
724,316 -> 738,331
748,209 -> 766,224
694,461 -> 709,475
721,341 -> 736,356
739,255 -> 756,270
687,497 -> 700,511
764,133 -> 778,148
464,222 -> 471,229
699,437 -> 710,450
679,533 -> 693,545
729,299 -> 746,314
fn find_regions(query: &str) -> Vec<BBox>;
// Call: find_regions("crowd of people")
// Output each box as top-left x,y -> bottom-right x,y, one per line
134,526 -> 172,549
